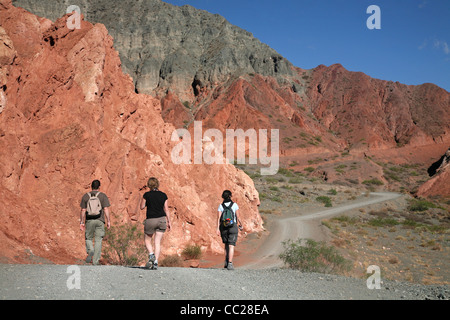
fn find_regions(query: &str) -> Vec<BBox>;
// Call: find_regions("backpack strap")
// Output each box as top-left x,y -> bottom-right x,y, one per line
88,191 -> 100,198
222,200 -> 233,209
222,201 -> 236,222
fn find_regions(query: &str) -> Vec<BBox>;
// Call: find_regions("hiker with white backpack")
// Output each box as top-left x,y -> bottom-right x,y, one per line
216,190 -> 243,270
79,180 -> 111,265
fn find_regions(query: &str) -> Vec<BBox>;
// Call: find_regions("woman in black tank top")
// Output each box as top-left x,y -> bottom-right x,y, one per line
140,177 -> 172,269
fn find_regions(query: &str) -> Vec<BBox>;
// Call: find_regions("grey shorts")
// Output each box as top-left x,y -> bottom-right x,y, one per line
220,224 -> 239,246
144,217 -> 167,235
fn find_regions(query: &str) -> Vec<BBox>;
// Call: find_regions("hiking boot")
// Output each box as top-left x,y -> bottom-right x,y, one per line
152,262 -> 158,270
85,251 -> 94,263
145,253 -> 156,269
227,262 -> 234,270
224,260 -> 228,269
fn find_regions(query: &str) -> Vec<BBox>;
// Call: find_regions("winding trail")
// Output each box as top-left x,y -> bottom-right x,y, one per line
241,192 -> 402,269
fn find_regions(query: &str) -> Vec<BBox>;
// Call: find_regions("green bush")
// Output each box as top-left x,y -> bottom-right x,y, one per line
103,223 -> 147,266
316,196 -> 332,207
407,199 -> 436,212
182,244 -> 202,260
362,178 -> 384,186
279,239 -> 351,274
368,217 -> 399,227
271,196 -> 282,203
328,189 -> 338,195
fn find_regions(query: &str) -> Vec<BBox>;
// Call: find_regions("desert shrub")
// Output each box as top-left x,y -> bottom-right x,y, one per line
161,255 -> 183,267
331,215 -> 358,225
407,199 -> 436,212
368,217 -> 399,227
182,244 -> 202,260
279,239 -> 351,274
316,196 -> 332,207
362,178 -> 384,186
271,196 -> 282,203
288,177 -> 303,184
278,168 -> 294,177
103,223 -> 147,266
265,177 -> 279,184
328,189 -> 338,195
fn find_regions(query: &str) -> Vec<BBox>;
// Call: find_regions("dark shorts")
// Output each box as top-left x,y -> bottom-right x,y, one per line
220,224 -> 239,246
144,217 -> 167,235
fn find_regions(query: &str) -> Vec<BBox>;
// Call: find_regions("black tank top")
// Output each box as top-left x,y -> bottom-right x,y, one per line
143,190 -> 168,219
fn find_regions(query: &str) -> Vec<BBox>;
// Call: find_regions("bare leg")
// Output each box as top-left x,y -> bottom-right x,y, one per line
225,244 -> 234,262
144,233 -> 154,254
225,244 -> 229,263
154,231 -> 164,261
228,245 -> 235,263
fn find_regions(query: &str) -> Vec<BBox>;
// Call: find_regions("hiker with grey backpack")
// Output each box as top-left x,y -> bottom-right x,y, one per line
80,180 -> 111,265
216,190 -> 243,270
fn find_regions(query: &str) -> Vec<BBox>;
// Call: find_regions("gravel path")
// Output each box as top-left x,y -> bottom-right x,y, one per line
242,192 -> 403,269
1,264 -> 448,300
2,192 -> 449,302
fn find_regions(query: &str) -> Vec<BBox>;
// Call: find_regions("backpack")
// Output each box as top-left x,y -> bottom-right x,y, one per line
86,192 -> 102,219
220,201 -> 235,228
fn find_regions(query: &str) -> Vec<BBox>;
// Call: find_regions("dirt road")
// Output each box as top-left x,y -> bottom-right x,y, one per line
241,192 -> 403,269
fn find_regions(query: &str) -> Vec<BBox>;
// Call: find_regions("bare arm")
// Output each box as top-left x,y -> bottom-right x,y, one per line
164,200 -> 171,231
104,206 -> 111,229
80,208 -> 86,230
140,196 -> 146,210
235,209 -> 243,230
216,210 -> 221,235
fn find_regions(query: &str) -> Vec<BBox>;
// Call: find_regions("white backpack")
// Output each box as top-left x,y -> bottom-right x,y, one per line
86,192 -> 102,218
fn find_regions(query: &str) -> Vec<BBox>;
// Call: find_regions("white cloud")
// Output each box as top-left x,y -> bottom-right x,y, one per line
418,39 -> 427,50
434,39 -> 450,55
418,1 -> 428,9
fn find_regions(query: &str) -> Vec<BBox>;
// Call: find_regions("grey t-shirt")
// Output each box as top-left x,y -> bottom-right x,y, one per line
80,191 -> 111,223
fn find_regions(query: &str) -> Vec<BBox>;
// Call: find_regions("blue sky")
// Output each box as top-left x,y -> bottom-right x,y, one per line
163,0 -> 450,91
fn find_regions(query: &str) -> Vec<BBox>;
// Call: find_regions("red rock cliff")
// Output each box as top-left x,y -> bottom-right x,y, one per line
0,0 -> 262,263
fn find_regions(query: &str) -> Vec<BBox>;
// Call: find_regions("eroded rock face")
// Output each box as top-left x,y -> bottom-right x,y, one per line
0,22 -> 16,114
13,0 -> 293,102
305,64 -> 450,150
417,148 -> 450,198
0,2 -> 262,263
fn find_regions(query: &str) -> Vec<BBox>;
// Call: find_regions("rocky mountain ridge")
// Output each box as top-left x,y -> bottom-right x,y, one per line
13,0 -> 294,102
13,0 -> 450,155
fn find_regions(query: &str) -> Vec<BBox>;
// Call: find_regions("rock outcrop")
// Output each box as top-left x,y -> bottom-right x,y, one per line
417,148 -> 450,198
0,0 -> 262,264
